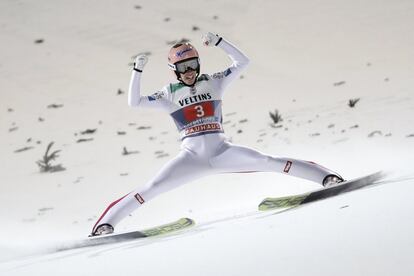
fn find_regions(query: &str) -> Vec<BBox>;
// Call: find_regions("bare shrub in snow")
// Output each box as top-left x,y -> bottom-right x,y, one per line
122,147 -> 139,156
14,146 -> 34,153
368,130 -> 382,138
334,81 -> 346,86
36,142 -> 66,173
348,98 -> 360,108
269,109 -> 283,124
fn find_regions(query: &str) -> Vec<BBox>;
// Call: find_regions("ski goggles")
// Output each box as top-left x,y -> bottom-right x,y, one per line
169,58 -> 200,74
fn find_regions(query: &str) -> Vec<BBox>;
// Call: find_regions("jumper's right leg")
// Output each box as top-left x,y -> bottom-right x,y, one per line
91,149 -> 209,235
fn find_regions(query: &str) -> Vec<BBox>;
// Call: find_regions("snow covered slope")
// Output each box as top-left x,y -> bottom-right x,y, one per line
1,0 -> 413,275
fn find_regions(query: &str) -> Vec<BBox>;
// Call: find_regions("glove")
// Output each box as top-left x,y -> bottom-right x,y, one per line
133,54 -> 148,72
202,32 -> 222,47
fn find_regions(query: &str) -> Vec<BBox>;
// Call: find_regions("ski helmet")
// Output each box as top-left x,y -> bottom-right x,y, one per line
168,43 -> 200,84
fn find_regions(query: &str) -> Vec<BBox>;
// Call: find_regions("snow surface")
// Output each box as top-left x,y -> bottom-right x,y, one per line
1,0 -> 414,275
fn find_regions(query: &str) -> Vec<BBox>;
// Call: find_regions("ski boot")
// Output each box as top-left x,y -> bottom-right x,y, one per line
90,224 -> 114,237
322,174 -> 345,188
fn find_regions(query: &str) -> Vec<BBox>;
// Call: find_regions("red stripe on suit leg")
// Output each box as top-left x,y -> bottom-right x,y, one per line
92,193 -> 129,233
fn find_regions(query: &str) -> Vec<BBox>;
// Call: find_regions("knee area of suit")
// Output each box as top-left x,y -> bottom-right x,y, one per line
263,155 -> 276,164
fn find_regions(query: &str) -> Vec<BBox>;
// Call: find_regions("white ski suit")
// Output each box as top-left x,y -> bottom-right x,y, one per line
92,38 -> 339,233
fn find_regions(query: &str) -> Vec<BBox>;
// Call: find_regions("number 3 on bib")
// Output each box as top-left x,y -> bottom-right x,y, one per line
183,101 -> 214,122
195,105 -> 205,117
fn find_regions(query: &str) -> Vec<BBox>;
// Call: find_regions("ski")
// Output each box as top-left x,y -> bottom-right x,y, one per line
57,217 -> 195,251
258,171 -> 385,211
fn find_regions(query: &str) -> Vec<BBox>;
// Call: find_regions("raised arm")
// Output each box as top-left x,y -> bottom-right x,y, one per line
202,32 -> 250,90
128,54 -> 171,110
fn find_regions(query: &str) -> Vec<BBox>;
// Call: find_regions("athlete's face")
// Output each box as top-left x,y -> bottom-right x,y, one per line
180,69 -> 197,86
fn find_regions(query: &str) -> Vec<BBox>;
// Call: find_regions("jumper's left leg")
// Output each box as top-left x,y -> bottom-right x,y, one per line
210,142 -> 341,185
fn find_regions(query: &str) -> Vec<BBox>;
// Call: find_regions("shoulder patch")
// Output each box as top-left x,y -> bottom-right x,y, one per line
212,69 -> 232,79
148,91 -> 165,101
212,72 -> 224,79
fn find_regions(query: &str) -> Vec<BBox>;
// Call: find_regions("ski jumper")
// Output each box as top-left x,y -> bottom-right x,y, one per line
92,38 -> 339,233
